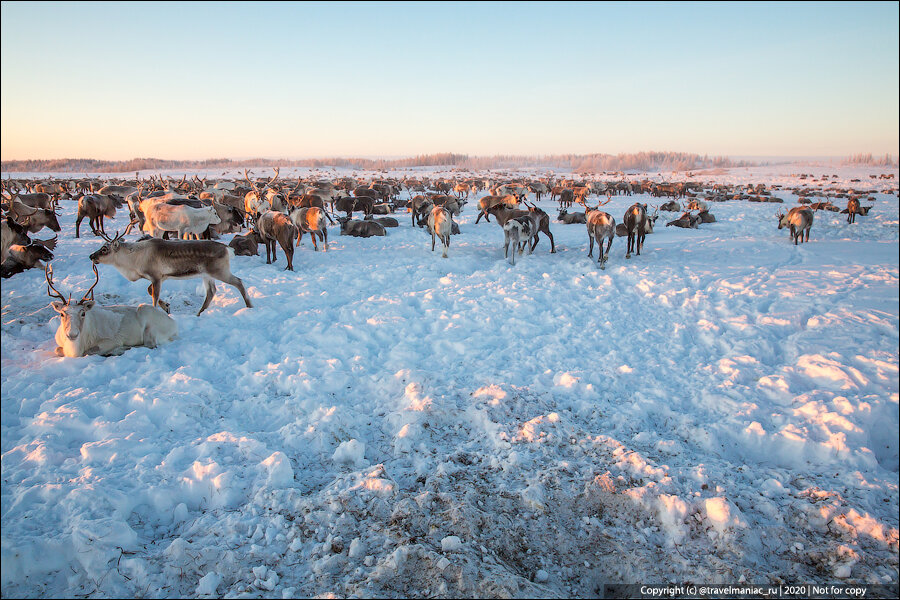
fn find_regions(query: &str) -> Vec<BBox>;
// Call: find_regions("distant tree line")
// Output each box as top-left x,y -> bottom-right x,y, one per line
2,151 -> 747,174
843,153 -> 897,167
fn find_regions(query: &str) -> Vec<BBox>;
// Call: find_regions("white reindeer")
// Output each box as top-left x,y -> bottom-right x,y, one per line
47,264 -> 178,357
427,206 -> 453,258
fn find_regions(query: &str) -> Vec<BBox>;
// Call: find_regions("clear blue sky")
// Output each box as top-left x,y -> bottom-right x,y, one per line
2,1 -> 897,160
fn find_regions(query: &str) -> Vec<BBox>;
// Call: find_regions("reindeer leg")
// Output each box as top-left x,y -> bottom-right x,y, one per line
217,272 -> 252,309
198,277 -> 217,315
588,234 -> 594,257
149,280 -> 170,313
284,241 -> 294,271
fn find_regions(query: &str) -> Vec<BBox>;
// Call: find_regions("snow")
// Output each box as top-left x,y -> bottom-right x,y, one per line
1,163 -> 898,597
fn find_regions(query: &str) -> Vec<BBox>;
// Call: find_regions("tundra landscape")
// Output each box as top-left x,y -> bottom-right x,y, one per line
1,1 -> 898,598
2,162 -> 898,597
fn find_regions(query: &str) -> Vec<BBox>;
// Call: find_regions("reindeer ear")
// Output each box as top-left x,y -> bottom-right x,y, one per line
51,301 -> 66,312
80,300 -> 95,310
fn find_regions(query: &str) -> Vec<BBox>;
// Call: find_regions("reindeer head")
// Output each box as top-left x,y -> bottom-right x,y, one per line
47,264 -> 100,340
89,231 -> 125,264
775,211 -> 787,229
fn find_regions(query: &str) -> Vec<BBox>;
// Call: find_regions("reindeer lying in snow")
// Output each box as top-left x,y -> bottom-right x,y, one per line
338,217 -> 386,237
47,264 -> 177,357
557,208 -> 587,224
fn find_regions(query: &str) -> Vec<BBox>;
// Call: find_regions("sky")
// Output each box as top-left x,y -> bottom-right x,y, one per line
1,1 -> 898,161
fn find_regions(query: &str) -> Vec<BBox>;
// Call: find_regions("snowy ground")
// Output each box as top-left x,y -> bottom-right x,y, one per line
2,164 -> 898,598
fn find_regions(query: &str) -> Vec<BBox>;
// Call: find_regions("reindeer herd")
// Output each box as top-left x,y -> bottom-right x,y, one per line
1,169 -> 887,357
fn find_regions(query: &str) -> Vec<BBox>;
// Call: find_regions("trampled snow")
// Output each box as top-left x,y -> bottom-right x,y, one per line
1,163 -> 898,597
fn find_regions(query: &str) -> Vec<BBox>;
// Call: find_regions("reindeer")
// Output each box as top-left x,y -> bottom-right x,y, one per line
453,182 -> 471,200
486,202 -> 556,253
293,193 -> 337,223
338,217 -> 386,237
623,203 -> 658,258
46,264 -> 178,357
243,168 -> 280,218
557,188 -> 575,210
427,206 -> 453,258
845,197 -> 861,224
1,241 -> 54,278
89,232 -> 253,315
503,216 -> 534,265
76,194 -> 117,238
228,231 -> 260,256
557,208 -> 587,224
586,209 -> 615,269
335,196 -> 374,219
255,210 -> 298,270
410,195 -> 434,227
476,194 -> 519,224
659,200 -> 681,212
4,192 -> 53,211
142,202 -> 221,240
1,217 -> 30,263
666,211 -> 700,229
290,206 -> 329,251
776,207 -> 814,245
7,200 -> 61,234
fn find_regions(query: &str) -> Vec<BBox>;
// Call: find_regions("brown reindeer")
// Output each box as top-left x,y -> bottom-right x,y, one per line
255,210 -> 298,270
89,231 -> 252,315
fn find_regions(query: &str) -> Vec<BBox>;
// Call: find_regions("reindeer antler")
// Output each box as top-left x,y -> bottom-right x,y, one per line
81,263 -> 100,303
46,264 -> 68,304
243,169 -> 260,193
